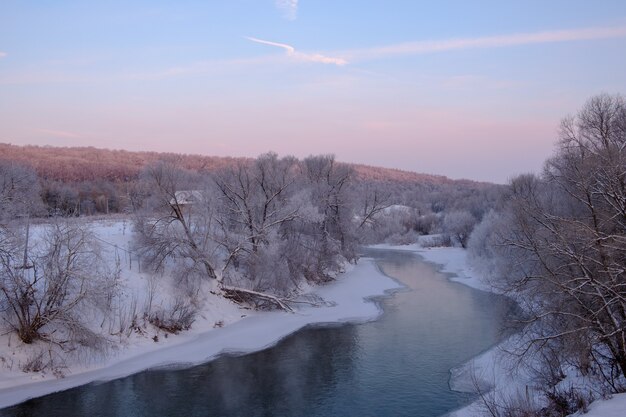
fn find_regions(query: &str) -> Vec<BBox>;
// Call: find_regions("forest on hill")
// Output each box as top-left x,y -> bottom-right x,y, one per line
0,143 -> 498,222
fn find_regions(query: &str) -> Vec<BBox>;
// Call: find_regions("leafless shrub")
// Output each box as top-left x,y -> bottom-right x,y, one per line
148,297 -> 197,334
385,230 -> 420,245
19,348 -> 68,377
542,386 -> 593,416
109,295 -> 141,341
414,213 -> 439,235
474,381 -> 542,417
20,350 -> 47,373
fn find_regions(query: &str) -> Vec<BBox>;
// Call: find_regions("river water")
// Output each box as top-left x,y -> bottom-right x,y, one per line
1,248 -> 516,417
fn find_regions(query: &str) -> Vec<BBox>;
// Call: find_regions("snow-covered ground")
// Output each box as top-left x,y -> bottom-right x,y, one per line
0,219 -> 402,409
570,392 -> 626,417
4,225 -> 623,416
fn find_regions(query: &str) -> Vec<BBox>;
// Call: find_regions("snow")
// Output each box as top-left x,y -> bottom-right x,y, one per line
374,239 -> 626,417
381,204 -> 414,214
569,393 -> 626,417
0,219 -> 402,409
4,226 -> 623,416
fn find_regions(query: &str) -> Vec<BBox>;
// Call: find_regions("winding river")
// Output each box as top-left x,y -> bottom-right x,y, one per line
1,248 -> 516,417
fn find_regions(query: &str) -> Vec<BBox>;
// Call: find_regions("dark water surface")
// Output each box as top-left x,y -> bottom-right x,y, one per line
3,249 -> 516,417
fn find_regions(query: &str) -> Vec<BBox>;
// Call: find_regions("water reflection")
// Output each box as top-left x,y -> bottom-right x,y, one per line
1,248 -> 515,417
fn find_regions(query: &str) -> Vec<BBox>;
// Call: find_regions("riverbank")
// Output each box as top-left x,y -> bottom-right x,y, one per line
5,235 -> 621,415
374,241 -> 626,417
0,226 -> 400,408
370,241 -> 528,416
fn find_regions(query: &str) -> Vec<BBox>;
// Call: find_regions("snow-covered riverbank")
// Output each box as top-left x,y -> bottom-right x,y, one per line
373,241 -> 626,417
0,257 -> 400,408
4,231 -> 622,415
0,219 -> 402,410
370,242 -> 522,416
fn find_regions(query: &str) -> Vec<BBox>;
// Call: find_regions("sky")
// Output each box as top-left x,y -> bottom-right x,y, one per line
1,1 -> 625,183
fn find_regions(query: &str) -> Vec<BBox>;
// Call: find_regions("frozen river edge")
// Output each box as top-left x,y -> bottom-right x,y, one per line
0,258 -> 403,410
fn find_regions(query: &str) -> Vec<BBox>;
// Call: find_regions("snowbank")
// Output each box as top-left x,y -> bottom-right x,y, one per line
0,249 -> 401,409
568,393 -> 626,417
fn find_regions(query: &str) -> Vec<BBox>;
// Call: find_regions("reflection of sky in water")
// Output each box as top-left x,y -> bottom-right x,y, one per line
1,249 -> 516,417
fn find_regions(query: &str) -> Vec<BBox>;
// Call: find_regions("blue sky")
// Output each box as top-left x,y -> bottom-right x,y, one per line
1,1 -> 625,182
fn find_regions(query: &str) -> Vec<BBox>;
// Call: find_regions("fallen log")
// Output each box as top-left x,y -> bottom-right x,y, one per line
220,285 -> 295,312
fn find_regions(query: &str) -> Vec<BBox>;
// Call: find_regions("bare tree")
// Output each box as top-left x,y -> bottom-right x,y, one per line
0,221 -> 118,350
214,153 -> 299,257
486,94 -> 626,391
304,155 -> 357,268
355,184 -> 393,230
0,161 -> 43,222
134,161 -> 219,282
214,153 -> 302,290
134,154 -> 361,310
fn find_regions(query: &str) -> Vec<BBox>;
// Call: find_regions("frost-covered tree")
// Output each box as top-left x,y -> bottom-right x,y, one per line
134,161 -> 219,283
304,155 -> 357,265
475,94 -> 626,391
0,161 -> 43,221
442,210 -> 477,248
134,154 -> 361,307
213,153 -> 301,291
354,184 -> 393,230
0,221 -> 118,349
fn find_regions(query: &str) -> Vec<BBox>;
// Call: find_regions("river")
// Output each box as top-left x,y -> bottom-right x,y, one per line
1,248 -> 516,417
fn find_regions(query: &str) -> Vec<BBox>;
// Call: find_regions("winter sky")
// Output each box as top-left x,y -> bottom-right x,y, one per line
1,1 -> 626,183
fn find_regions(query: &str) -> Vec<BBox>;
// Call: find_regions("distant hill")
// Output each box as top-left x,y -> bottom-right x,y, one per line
349,163 -> 484,187
0,143 -> 487,187
0,143 -> 245,182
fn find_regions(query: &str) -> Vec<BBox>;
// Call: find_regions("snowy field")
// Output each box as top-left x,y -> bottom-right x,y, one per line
0,219 -> 402,409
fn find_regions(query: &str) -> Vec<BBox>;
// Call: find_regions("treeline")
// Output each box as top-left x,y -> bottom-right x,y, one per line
0,143 -> 247,216
0,143 -> 243,182
0,143 -> 496,220
0,153 -> 417,361
1,146 -> 503,305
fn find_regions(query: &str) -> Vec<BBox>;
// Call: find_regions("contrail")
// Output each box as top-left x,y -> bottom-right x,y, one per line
246,37 -> 296,54
246,36 -> 347,66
